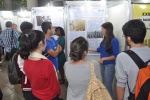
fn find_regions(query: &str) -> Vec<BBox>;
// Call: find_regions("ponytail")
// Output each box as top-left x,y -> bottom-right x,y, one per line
19,30 -> 45,60
19,33 -> 31,59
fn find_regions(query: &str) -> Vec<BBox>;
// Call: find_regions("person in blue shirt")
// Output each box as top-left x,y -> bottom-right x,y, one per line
41,22 -> 61,71
89,22 -> 119,99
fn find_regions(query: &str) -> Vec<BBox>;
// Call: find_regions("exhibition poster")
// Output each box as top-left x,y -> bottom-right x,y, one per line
32,7 -> 64,31
1,11 -> 13,30
67,6 -> 105,55
133,4 -> 150,47
17,11 -> 31,32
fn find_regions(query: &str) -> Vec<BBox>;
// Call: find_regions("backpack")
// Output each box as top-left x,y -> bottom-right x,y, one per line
125,50 -> 150,100
7,52 -> 22,85
85,62 -> 112,100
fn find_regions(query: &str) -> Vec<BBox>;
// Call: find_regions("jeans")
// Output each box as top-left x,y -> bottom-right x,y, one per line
100,64 -> 115,99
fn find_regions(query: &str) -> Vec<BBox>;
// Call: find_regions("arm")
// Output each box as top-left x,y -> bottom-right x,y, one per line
46,37 -> 61,57
115,54 -> 127,100
17,55 -> 25,74
88,48 -> 97,52
116,86 -> 125,100
89,47 -> 101,52
99,55 -> 115,64
47,45 -> 60,57
58,37 -> 65,52
100,38 -> 119,64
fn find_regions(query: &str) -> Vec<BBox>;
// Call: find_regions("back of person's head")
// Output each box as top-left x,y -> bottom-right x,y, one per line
70,37 -> 88,61
6,21 -> 12,28
20,21 -> 33,32
19,30 -> 45,59
41,22 -> 52,34
122,19 -> 146,43
55,27 -> 65,36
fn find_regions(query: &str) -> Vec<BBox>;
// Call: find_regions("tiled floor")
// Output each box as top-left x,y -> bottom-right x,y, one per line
0,61 -> 67,100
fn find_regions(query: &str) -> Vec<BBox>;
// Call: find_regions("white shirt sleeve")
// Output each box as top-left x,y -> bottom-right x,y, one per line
17,55 -> 25,74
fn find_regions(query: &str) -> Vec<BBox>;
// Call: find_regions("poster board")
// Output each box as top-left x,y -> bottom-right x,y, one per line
17,11 -> 31,32
132,4 -> 150,47
65,1 -> 106,55
0,11 -> 13,30
32,7 -> 64,31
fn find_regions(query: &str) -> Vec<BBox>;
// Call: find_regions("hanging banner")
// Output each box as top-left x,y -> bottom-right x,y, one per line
132,4 -> 150,47
66,1 -> 106,55
32,7 -> 64,31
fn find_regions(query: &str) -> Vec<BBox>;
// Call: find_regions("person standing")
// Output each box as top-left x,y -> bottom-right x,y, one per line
41,22 -> 61,71
89,22 -> 119,99
64,37 -> 101,100
115,19 -> 150,100
11,23 -> 21,34
19,30 -> 61,100
55,27 -> 66,84
0,21 -> 19,61
17,21 -> 34,100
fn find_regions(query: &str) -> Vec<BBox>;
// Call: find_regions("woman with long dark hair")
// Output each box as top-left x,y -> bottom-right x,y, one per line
19,30 -> 61,100
89,22 -> 119,99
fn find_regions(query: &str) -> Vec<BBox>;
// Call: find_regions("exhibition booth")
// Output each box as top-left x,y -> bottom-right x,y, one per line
0,0 -> 150,60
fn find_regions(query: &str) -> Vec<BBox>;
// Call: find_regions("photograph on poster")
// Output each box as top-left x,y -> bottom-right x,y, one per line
36,16 -> 51,26
87,31 -> 103,39
70,20 -> 85,31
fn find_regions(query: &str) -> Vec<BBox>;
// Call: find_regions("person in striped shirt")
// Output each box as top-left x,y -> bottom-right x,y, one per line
0,21 -> 19,61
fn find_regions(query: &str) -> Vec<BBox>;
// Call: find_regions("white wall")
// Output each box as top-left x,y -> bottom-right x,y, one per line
108,2 -> 129,52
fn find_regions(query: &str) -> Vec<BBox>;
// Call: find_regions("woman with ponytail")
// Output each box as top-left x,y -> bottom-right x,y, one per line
19,30 -> 62,100
64,37 -> 101,100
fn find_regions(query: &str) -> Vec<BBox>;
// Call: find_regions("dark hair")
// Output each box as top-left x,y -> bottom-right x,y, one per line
20,21 -> 33,32
19,30 -> 45,59
55,27 -> 65,36
41,22 -> 52,34
6,21 -> 12,27
101,22 -> 114,54
70,37 -> 88,61
122,19 -> 146,43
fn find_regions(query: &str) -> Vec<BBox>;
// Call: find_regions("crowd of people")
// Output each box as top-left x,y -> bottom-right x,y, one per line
0,19 -> 149,100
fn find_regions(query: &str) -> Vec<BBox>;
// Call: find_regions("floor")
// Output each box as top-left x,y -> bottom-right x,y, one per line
0,61 -> 67,100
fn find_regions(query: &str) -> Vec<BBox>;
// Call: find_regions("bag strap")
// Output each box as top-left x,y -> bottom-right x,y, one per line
124,50 -> 144,94
145,60 -> 150,67
11,29 -> 14,49
89,62 -> 96,78
124,50 -> 144,69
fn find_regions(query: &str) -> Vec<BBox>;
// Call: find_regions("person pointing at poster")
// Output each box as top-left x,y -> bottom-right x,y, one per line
89,22 -> 119,99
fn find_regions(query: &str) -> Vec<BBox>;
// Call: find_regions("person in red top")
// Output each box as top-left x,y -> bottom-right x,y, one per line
19,30 -> 62,100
